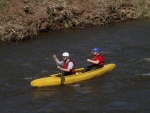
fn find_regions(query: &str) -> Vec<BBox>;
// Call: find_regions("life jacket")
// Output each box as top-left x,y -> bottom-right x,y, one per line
63,59 -> 76,74
91,55 -> 104,66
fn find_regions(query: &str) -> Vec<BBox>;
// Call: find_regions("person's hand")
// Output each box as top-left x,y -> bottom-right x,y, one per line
53,54 -> 56,58
57,66 -> 61,69
87,59 -> 91,62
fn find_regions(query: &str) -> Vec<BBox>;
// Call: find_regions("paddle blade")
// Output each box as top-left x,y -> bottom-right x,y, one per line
60,74 -> 65,84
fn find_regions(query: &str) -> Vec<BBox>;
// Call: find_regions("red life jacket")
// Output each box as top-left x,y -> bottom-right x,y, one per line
63,59 -> 76,74
91,55 -> 104,66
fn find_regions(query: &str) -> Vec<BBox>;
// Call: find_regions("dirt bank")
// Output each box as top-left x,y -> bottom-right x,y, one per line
0,0 -> 150,43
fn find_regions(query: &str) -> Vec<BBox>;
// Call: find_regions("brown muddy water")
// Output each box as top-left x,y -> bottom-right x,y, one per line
0,20 -> 150,113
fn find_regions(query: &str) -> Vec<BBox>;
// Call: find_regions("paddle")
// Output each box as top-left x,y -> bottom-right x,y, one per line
54,58 -> 65,84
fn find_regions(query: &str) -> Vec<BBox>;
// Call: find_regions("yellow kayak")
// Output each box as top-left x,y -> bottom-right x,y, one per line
31,64 -> 116,87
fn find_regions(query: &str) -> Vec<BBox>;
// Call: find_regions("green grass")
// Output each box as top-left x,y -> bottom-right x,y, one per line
136,0 -> 150,18
140,8 -> 150,18
0,0 -> 10,10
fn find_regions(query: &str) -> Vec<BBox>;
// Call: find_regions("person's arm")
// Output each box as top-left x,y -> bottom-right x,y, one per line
57,62 -> 74,72
87,59 -> 99,64
53,54 -> 61,65
57,66 -> 70,72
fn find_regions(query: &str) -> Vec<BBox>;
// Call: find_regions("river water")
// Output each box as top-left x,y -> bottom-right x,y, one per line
0,20 -> 150,113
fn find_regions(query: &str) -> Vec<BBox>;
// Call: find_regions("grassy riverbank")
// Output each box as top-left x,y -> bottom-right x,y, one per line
0,0 -> 150,43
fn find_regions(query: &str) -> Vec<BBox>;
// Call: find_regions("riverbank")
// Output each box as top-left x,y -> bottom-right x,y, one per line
0,0 -> 150,43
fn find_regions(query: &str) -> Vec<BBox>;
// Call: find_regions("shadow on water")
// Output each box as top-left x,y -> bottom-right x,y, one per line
0,19 -> 150,113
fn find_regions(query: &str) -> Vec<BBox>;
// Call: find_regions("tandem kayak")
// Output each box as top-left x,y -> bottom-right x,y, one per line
31,64 -> 116,87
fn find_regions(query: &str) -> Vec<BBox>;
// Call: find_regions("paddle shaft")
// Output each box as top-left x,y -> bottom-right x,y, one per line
54,58 -> 65,84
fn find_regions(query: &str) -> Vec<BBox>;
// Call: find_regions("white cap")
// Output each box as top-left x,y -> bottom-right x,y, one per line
62,52 -> 69,57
